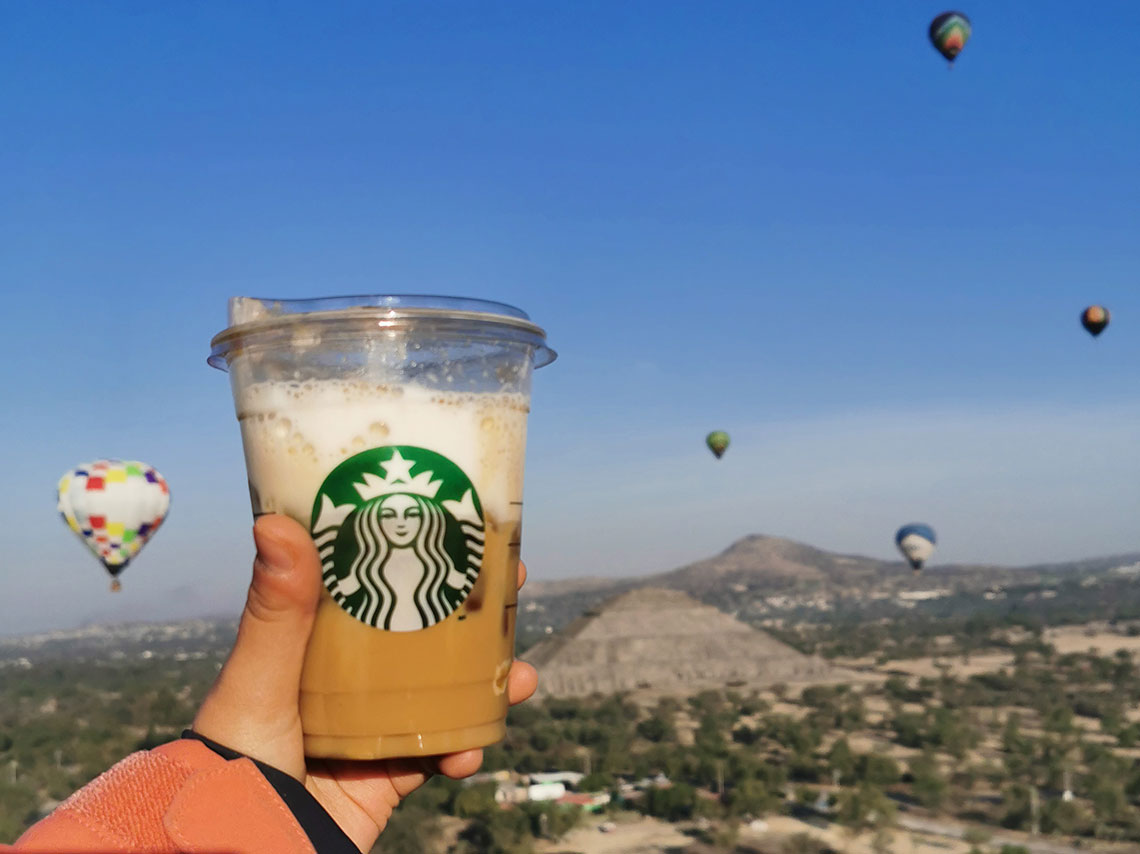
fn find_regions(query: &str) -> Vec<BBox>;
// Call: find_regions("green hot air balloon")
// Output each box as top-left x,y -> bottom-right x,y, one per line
929,11 -> 971,64
706,431 -> 730,459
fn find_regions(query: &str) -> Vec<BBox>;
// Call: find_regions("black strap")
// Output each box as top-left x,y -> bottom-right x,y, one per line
181,730 -> 360,854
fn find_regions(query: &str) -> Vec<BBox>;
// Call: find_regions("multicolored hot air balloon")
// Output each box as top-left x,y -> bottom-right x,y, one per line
706,431 -> 730,460
1081,305 -> 1110,337
895,523 -> 936,573
57,460 -> 170,591
929,12 -> 971,64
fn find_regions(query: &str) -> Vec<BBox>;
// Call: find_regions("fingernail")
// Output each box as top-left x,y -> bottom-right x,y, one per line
254,525 -> 294,574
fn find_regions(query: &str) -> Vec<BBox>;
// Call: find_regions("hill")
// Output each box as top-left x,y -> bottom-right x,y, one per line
656,534 -> 889,591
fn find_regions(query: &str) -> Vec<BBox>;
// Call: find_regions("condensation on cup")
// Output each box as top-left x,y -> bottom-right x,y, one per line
209,295 -> 555,759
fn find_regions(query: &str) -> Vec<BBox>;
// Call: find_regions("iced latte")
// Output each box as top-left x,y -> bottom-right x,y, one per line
209,296 -> 554,759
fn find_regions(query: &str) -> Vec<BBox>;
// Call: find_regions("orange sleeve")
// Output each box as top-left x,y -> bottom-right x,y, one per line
12,740 -> 317,854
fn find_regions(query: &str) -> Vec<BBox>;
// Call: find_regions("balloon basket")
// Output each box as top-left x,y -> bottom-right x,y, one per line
110,579 -> 122,593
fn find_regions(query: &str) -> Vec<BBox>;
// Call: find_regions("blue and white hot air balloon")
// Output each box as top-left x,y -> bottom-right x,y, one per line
895,524 -> 936,573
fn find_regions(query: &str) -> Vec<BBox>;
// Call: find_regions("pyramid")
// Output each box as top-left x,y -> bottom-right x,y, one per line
523,587 -> 836,697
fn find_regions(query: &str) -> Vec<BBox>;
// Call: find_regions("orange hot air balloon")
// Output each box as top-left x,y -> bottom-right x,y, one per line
1081,306 -> 1110,337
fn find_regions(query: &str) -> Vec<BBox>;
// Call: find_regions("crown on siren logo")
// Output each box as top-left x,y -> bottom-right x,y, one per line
352,449 -> 443,501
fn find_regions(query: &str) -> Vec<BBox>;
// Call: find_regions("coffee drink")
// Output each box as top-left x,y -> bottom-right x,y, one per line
210,297 -> 553,758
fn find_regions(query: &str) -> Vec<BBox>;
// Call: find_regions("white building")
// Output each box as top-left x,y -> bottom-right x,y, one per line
896,589 -> 949,602
529,771 -> 584,787
527,782 -> 567,802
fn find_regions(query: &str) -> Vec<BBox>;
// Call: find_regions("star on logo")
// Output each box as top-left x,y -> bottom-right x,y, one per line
379,450 -> 416,484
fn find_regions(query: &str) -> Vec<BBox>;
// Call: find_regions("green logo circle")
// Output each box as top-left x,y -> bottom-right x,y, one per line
310,446 -> 485,631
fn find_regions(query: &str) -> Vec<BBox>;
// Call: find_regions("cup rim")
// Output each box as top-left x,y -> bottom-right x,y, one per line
208,294 -> 555,371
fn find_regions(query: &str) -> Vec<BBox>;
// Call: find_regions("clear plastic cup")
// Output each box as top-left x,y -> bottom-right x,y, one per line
209,295 -> 554,758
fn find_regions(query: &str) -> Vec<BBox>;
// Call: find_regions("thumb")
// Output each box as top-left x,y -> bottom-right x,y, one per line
192,514 -> 321,776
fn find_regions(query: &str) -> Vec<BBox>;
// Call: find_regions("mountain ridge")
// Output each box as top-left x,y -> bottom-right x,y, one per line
524,532 -> 1140,599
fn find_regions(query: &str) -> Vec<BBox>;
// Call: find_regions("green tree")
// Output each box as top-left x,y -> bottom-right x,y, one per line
883,677 -> 910,702
732,724 -> 759,746
646,783 -> 698,822
695,715 -> 729,757
1042,704 -> 1074,736
826,738 -> 855,784
837,783 -> 896,836
545,698 -> 585,721
579,771 -> 614,793
725,778 -> 778,817
637,714 -> 675,743
454,783 -> 498,818
891,712 -> 924,749
1041,798 -> 1087,836
856,753 -> 900,788
1002,713 -> 1026,753
1117,723 -> 1140,748
999,785 -> 1031,831
739,693 -> 769,716
520,801 -> 580,840
1089,775 -> 1127,832
370,803 -> 441,854
0,781 -> 39,845
148,687 -> 185,727
528,727 -> 555,752
928,707 -> 978,759
907,752 -> 947,810
789,750 -> 822,784
507,702 -> 546,729
456,809 -> 533,854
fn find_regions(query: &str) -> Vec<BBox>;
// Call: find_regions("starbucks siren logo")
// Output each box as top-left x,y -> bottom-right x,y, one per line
311,446 -> 485,631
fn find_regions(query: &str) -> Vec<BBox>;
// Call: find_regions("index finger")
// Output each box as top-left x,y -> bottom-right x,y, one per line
517,560 -> 527,591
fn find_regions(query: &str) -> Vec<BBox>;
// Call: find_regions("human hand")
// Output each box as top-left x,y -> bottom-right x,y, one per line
192,514 -> 538,852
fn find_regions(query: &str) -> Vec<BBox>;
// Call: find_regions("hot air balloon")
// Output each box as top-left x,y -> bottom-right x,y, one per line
706,431 -> 730,459
895,524 -> 936,573
1081,306 -> 1110,337
929,12 -> 971,64
57,460 -> 170,591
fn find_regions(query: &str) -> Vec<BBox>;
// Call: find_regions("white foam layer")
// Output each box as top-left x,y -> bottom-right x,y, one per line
236,380 -> 529,524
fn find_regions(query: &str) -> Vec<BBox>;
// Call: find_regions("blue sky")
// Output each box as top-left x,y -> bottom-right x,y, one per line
3,1 -> 1140,633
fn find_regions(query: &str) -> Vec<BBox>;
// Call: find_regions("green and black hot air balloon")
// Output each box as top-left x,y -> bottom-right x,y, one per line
706,431 -> 730,460
929,11 -> 971,64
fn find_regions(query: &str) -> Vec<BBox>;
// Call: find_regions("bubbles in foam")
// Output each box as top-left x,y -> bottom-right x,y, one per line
237,379 -> 528,524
